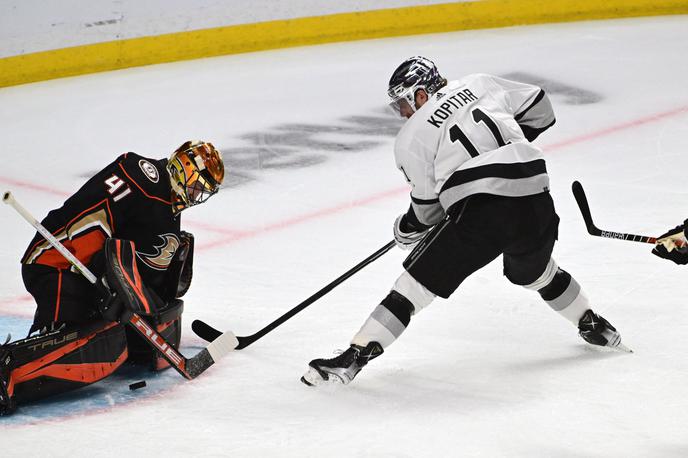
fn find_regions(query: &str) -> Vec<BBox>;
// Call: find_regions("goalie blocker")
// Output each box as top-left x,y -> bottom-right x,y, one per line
102,238 -> 188,371
0,237 -> 192,416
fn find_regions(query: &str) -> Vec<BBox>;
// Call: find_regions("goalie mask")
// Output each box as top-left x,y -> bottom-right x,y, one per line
388,56 -> 446,117
168,140 -> 224,214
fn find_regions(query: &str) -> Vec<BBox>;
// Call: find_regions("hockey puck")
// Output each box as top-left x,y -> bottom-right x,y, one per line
129,380 -> 146,391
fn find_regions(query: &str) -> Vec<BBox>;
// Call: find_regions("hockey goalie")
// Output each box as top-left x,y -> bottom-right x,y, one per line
0,141 -> 224,415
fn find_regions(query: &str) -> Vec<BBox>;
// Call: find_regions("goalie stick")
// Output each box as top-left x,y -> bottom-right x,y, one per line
2,190 -> 237,380
191,240 -> 396,348
571,181 -> 685,248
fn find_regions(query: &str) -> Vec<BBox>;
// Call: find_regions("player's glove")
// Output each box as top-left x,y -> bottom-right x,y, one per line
394,214 -> 430,250
652,220 -> 688,265
175,231 -> 194,298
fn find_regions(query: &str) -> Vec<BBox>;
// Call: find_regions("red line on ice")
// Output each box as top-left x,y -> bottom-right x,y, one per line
542,105 -> 688,152
1,104 -> 687,253
0,176 -> 70,198
191,186 -> 409,250
0,295 -> 35,318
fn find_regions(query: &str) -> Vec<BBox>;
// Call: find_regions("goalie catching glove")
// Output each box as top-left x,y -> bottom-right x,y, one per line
652,219 -> 688,265
164,231 -> 194,300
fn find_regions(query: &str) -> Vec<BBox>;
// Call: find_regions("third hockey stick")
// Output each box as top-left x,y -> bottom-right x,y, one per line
191,240 -> 396,348
2,190 -> 237,379
571,181 -> 684,247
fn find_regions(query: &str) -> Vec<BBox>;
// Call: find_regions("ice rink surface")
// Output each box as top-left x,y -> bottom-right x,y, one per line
1,15 -> 688,457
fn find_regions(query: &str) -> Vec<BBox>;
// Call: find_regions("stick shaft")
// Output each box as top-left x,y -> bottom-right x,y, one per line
192,240 -> 396,347
239,240 -> 395,348
3,191 -> 96,283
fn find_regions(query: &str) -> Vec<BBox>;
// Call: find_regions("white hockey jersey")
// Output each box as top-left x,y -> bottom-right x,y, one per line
394,73 -> 556,226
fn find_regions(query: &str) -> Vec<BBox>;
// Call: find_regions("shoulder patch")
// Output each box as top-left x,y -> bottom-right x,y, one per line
138,159 -> 159,183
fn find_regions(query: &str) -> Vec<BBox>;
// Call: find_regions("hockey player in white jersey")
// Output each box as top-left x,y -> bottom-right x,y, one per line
302,56 -> 628,387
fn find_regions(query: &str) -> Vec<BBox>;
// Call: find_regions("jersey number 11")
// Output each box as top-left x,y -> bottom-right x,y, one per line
449,108 -> 507,158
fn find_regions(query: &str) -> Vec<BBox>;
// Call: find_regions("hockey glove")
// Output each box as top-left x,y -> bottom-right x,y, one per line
163,231 -> 194,300
652,220 -> 688,265
176,231 -> 194,297
394,214 -> 429,250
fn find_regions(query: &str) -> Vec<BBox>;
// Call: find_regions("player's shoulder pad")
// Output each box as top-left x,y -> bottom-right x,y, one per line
461,72 -> 496,86
117,152 -> 171,201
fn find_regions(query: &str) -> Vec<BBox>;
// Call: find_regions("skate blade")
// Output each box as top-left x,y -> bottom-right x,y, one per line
612,342 -> 633,353
301,367 -> 325,386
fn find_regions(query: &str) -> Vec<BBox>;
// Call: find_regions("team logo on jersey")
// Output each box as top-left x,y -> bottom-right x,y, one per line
136,233 -> 180,270
139,160 -> 159,183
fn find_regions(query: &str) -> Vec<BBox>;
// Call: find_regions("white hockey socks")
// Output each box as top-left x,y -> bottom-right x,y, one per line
524,258 -> 589,324
351,271 -> 435,348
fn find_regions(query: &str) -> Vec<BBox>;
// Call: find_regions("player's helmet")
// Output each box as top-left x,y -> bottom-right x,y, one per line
387,56 -> 446,116
167,140 -> 224,214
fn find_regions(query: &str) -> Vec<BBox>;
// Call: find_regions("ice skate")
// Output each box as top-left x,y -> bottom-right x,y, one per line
301,342 -> 383,386
578,310 -> 632,353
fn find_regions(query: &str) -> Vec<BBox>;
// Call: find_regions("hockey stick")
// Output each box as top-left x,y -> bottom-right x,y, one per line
571,181 -> 685,248
2,190 -> 237,379
191,240 -> 396,348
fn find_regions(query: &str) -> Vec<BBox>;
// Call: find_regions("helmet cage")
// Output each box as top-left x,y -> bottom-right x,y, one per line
387,83 -> 419,116
168,141 -> 224,214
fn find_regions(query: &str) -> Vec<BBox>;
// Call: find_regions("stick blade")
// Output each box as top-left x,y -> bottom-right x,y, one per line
192,319 -> 223,342
571,180 -> 598,235
614,342 -> 633,353
185,331 -> 239,379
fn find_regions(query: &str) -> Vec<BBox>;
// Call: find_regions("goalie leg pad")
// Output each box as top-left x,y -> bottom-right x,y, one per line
6,321 -> 127,408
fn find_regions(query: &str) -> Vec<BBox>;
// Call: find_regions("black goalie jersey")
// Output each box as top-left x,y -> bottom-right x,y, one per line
21,153 -> 181,294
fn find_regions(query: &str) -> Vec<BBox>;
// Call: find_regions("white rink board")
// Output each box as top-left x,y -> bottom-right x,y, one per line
1,16 -> 688,457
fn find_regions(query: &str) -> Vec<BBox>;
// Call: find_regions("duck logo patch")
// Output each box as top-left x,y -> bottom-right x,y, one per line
137,234 -> 180,270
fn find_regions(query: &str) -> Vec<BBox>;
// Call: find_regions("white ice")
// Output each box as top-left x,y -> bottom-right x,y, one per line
1,15 -> 688,457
